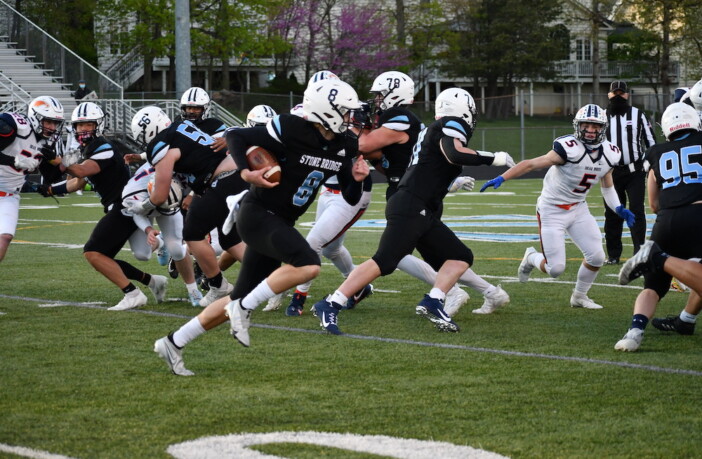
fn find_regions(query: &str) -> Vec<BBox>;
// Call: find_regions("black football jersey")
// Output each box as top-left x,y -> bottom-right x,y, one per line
229,114 -> 360,220
146,120 -> 227,194
195,117 -> 227,137
82,137 -> 130,209
646,130 -> 702,210
376,107 -> 423,185
397,116 -> 473,211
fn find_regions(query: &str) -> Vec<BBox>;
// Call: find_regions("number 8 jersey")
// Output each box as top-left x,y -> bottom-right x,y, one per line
539,134 -> 621,206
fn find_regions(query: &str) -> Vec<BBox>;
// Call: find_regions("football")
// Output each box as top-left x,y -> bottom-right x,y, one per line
246,146 -> 281,183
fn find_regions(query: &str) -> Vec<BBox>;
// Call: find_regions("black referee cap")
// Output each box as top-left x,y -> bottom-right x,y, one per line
609,81 -> 628,93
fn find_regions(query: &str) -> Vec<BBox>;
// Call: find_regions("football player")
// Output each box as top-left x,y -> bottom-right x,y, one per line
359,74 -> 510,317
481,104 -> 635,310
39,102 -> 169,310
312,87 -> 513,335
614,102 -> 702,351
128,106 -> 248,308
0,96 -> 65,263
245,105 -> 277,127
153,78 -> 368,375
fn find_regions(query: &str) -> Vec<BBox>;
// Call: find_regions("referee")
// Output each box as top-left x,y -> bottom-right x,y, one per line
603,80 -> 657,264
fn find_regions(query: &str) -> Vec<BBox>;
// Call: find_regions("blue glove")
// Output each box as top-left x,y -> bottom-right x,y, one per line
480,176 -> 505,192
616,205 -> 635,228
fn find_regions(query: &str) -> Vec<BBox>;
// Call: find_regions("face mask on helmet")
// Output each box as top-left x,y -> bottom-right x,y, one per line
28,96 -> 65,146
180,87 -> 211,122
302,80 -> 361,134
435,88 -> 478,131
131,106 -> 172,149
573,104 -> 607,146
661,102 -> 702,141
147,175 -> 184,215
246,105 -> 277,127
370,71 -> 414,111
71,102 -> 106,146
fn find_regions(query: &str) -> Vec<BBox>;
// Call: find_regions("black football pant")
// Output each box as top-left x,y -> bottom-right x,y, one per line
603,168 -> 646,260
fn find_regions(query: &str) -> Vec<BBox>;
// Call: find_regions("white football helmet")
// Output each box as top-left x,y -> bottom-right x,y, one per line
660,102 -> 702,140
246,105 -> 277,127
290,103 -> 304,117
180,87 -> 211,121
147,175 -> 183,215
572,104 -> 608,146
27,96 -> 64,145
688,79 -> 702,112
71,102 -> 106,146
435,88 -> 477,131
303,79 -> 362,133
131,106 -> 171,147
307,70 -> 338,87
370,71 -> 414,110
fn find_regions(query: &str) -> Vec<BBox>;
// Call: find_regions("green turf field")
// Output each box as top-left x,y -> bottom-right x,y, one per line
1,179 -> 700,458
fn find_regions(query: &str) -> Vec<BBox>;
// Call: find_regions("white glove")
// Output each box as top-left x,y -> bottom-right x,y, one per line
222,190 -> 249,235
14,155 -> 40,171
449,176 -> 476,192
61,149 -> 82,168
492,151 -> 515,168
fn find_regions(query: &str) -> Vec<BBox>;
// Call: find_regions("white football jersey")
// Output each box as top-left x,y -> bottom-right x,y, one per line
0,112 -> 51,192
539,134 -> 621,206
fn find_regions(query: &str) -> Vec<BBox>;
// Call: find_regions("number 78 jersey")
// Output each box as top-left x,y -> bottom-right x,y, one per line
539,134 -> 621,206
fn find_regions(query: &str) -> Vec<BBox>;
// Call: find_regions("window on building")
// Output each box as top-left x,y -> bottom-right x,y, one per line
575,38 -> 591,61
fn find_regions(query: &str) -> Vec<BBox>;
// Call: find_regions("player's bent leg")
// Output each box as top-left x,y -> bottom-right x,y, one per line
0,233 -> 13,263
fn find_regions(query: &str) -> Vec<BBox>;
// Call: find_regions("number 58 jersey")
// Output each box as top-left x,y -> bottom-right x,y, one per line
539,134 -> 621,206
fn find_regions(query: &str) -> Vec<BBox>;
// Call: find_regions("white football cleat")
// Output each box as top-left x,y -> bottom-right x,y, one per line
154,336 -> 194,376
614,328 -> 644,352
263,290 -> 287,312
224,299 -> 252,347
472,285 -> 510,314
148,275 -> 168,303
444,286 -> 469,317
518,247 -> 537,282
187,289 -> 203,307
108,289 -> 148,311
199,278 -> 234,307
570,291 -> 603,310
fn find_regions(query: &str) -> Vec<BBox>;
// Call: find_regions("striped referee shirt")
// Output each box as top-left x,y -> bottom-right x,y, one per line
605,106 -> 656,169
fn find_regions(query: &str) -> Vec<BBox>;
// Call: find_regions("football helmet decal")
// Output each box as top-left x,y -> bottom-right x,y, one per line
308,70 -> 338,87
71,102 -> 106,146
180,87 -> 211,121
435,88 -> 477,131
370,71 -> 414,110
660,102 -> 702,140
246,105 -> 277,127
131,106 -> 171,148
573,104 -> 607,146
303,79 -> 361,134
27,96 -> 64,145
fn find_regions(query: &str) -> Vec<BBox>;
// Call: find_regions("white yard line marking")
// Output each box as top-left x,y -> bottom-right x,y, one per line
2,293 -> 700,377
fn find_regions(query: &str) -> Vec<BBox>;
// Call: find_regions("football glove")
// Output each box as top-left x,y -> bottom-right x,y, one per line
492,152 -> 516,168
480,176 -> 505,192
38,183 -> 54,197
61,149 -> 82,168
615,205 -> 636,228
449,176 -> 476,192
14,155 -> 39,171
125,198 -> 157,216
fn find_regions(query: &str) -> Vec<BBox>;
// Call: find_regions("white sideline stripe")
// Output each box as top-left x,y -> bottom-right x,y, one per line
19,219 -> 98,223
0,443 -> 75,459
479,274 -> 643,289
3,294 -> 701,377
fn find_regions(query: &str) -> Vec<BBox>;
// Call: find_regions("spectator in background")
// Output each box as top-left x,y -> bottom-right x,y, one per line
73,79 -> 90,102
603,80 -> 656,265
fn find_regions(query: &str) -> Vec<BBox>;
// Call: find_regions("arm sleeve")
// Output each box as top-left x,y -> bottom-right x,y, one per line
601,185 -> 622,212
336,165 -> 363,206
38,160 -> 64,184
439,136 -> 493,166
226,126 -> 280,171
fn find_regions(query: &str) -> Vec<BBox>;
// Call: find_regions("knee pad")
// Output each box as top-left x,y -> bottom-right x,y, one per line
546,263 -> 566,278
132,247 -> 151,262
584,250 -> 606,268
288,246 -> 320,268
166,240 -> 186,261
373,255 -> 399,277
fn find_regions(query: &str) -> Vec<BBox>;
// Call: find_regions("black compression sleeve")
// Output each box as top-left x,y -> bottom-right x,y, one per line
439,136 -> 493,166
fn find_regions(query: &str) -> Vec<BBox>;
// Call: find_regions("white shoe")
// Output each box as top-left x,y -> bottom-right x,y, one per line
444,286 -> 469,317
472,285 -> 510,314
614,328 -> 644,352
108,289 -> 147,311
148,275 -> 168,303
570,291 -> 603,309
518,247 -> 537,282
198,278 -> 234,307
224,299 -> 252,347
187,289 -> 203,307
263,290 -> 287,312
154,336 -> 194,376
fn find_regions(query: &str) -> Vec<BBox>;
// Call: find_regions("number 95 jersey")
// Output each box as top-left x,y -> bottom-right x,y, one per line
539,134 -> 621,206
